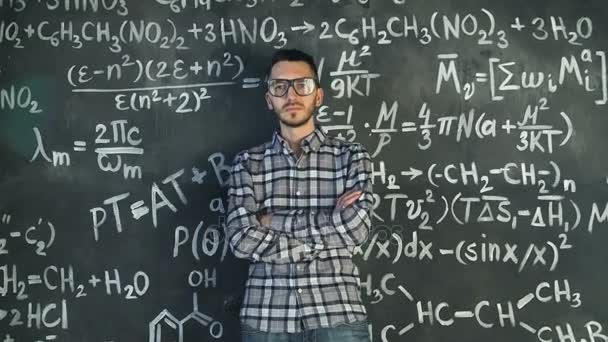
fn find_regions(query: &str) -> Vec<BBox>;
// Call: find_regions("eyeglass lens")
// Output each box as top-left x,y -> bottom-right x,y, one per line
269,78 -> 316,96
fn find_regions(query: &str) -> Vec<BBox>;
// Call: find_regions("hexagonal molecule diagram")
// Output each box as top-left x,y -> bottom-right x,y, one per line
149,292 -> 223,342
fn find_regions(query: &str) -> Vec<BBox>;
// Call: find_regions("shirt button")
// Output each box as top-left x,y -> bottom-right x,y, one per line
296,190 -> 301,196
298,288 -> 302,293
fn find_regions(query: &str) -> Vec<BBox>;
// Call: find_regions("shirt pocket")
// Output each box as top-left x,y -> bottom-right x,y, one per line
256,156 -> 290,211
261,168 -> 290,209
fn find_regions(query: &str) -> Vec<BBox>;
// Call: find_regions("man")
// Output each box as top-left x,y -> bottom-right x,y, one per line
225,48 -> 374,342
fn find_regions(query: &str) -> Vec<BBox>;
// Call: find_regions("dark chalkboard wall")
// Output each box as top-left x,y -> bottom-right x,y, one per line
2,0 -> 608,341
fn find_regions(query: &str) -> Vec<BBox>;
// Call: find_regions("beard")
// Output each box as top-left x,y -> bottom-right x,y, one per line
275,101 -> 315,128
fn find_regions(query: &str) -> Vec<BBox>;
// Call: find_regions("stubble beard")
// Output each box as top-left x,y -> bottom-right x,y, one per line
278,108 -> 313,128
276,99 -> 316,128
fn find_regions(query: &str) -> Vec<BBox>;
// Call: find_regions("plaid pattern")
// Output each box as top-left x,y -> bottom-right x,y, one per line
225,126 -> 374,333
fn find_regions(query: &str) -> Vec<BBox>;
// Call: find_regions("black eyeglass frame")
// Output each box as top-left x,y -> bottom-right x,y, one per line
266,77 -> 320,97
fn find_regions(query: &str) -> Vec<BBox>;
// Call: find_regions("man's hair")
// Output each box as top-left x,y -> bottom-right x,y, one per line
266,49 -> 319,80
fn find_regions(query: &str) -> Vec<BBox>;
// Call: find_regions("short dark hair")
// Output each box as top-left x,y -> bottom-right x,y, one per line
266,49 -> 319,80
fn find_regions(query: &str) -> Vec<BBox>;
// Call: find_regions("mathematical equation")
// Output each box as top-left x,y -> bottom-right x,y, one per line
2,2 -> 608,342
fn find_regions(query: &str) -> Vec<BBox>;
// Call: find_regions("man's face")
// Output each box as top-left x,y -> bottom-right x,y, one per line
265,61 -> 324,128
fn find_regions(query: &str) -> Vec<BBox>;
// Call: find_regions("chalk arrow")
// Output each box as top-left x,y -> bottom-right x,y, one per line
291,21 -> 315,34
401,167 -> 423,180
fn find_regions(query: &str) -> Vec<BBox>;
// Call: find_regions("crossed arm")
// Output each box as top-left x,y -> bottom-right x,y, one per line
224,144 -> 374,264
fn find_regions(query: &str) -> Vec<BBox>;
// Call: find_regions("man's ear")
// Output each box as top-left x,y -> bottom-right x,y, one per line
265,92 -> 274,110
315,87 -> 324,107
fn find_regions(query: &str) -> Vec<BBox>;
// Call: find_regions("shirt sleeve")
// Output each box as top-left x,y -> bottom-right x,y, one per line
224,151 -> 322,264
272,143 -> 374,250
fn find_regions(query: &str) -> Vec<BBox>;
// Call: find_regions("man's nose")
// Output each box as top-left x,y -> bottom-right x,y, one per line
286,84 -> 299,99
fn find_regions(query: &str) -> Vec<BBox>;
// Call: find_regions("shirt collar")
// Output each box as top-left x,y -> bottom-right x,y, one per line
272,127 -> 326,154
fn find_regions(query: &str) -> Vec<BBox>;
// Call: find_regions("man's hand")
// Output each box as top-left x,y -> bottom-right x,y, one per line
257,213 -> 271,230
335,189 -> 363,210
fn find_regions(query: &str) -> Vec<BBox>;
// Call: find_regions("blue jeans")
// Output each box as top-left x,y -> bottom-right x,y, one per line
241,320 -> 371,342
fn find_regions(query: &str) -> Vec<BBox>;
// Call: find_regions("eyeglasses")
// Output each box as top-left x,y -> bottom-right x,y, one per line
267,77 -> 319,97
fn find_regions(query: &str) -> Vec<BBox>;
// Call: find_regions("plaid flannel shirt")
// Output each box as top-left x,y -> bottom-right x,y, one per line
225,126 -> 374,333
